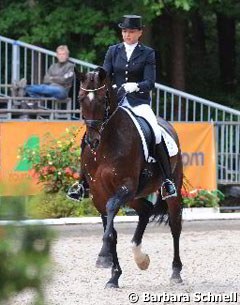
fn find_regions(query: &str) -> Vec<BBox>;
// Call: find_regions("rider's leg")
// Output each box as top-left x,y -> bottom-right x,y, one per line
124,103 -> 177,199
155,139 -> 177,199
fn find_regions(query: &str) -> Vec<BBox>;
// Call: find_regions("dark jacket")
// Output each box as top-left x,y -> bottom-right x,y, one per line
43,60 -> 75,92
103,42 -> 156,106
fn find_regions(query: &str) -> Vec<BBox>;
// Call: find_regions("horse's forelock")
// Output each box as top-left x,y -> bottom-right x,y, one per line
88,71 -> 95,82
93,66 -> 107,83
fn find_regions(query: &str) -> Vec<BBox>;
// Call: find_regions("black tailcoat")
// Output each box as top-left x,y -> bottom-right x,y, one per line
103,42 -> 156,106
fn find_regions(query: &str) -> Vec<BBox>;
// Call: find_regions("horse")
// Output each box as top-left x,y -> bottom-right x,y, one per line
78,67 -> 183,288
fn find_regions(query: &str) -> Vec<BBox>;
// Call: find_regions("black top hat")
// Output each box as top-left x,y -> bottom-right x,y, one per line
118,15 -> 144,29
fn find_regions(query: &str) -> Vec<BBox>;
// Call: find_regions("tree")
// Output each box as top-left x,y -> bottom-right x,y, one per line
143,0 -> 197,91
217,13 -> 236,91
1,0 -> 240,108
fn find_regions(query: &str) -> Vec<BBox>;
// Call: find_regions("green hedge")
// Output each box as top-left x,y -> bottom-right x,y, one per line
27,192 -> 99,219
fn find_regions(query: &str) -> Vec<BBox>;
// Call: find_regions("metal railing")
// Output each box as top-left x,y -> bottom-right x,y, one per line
152,83 -> 240,123
1,34 -> 240,185
216,122 -> 240,184
0,34 -> 96,117
0,96 -> 73,120
151,85 -> 240,185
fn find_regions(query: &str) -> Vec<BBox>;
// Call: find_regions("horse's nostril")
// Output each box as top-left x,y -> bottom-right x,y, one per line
93,139 -> 99,149
87,135 -> 91,143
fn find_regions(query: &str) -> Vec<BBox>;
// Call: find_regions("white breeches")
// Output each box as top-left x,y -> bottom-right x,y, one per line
122,98 -> 163,143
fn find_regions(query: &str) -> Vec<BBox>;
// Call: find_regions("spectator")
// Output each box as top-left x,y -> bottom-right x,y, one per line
25,45 -> 74,99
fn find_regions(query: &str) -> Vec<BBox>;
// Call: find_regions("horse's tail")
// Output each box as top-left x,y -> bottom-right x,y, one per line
150,195 -> 169,225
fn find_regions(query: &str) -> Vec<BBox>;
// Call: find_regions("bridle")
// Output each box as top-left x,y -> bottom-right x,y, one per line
80,84 -> 111,129
80,82 -> 111,148
80,84 -> 106,92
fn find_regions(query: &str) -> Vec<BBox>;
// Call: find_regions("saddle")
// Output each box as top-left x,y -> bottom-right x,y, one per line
135,115 -> 156,159
120,106 -> 156,162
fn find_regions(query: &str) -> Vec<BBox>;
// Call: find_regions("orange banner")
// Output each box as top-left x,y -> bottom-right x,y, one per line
174,122 -> 217,190
0,121 -> 216,196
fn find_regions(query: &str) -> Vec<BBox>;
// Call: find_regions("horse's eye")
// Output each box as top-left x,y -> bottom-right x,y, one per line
79,90 -> 88,100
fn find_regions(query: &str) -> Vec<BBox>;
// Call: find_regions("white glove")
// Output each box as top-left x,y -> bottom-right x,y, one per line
123,82 -> 139,93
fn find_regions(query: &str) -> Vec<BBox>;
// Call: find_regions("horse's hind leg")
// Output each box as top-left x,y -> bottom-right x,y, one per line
131,199 -> 153,270
167,196 -> 183,283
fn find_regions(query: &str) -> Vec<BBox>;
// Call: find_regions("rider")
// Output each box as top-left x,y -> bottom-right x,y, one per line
67,14 -> 177,201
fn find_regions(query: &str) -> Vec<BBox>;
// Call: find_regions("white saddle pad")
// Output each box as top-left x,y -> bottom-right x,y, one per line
120,106 -> 178,162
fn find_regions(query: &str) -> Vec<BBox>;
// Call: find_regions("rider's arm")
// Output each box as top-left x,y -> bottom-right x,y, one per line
137,49 -> 156,92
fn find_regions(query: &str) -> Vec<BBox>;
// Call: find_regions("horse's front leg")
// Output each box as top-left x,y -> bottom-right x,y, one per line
167,196 -> 183,283
96,186 -> 132,288
97,215 -> 122,288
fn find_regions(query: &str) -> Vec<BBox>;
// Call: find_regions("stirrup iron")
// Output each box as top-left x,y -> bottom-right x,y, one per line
67,182 -> 85,202
160,179 -> 177,200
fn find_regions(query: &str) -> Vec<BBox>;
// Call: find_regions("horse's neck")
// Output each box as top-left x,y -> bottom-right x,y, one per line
101,108 -> 136,149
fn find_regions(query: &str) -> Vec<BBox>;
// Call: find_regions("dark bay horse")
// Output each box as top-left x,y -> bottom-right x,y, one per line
79,67 -> 183,288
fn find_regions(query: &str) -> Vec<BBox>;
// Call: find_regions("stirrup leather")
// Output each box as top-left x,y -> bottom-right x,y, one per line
160,179 -> 177,200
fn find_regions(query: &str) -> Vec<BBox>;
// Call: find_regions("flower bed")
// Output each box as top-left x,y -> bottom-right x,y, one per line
181,188 -> 225,208
18,126 -> 82,193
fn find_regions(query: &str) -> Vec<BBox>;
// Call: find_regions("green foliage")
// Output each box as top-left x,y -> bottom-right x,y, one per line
27,192 -> 128,219
17,126 -> 102,219
73,197 -> 100,217
143,0 -> 197,15
27,192 -> 99,218
94,27 -> 117,48
1,0 -> 240,113
0,203 -> 53,305
0,196 -> 26,220
208,0 -> 240,17
181,189 -> 225,208
0,1 -> 120,62
18,126 -> 82,193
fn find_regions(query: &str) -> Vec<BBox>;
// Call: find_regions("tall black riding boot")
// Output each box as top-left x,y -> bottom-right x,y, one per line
155,141 -> 177,199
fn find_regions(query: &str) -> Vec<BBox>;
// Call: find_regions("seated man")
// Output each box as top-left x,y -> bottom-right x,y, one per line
25,45 -> 74,100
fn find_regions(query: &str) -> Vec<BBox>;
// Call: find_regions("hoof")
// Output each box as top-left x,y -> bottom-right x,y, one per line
105,282 -> 119,289
136,254 -> 150,270
170,275 -> 183,284
96,255 -> 113,269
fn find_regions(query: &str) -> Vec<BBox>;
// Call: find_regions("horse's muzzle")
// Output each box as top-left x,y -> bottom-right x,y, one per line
85,134 -> 100,150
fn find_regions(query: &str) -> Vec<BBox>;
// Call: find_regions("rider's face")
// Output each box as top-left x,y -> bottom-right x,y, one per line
122,29 -> 142,45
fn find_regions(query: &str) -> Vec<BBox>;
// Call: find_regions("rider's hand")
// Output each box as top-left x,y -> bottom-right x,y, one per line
122,82 -> 139,93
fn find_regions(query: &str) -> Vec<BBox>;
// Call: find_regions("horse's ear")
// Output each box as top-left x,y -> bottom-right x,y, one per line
74,66 -> 86,83
97,66 -> 107,82
79,72 -> 86,83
